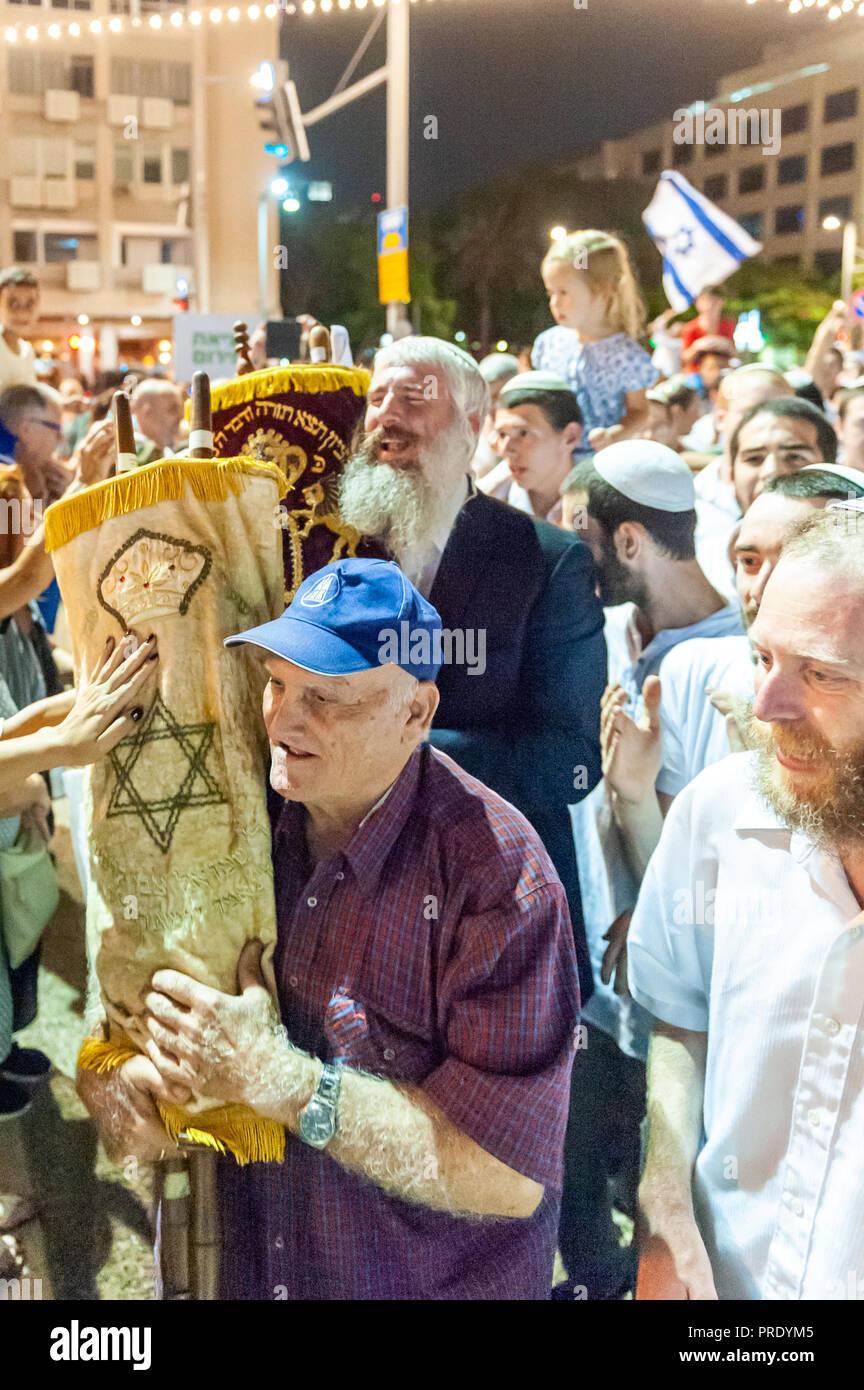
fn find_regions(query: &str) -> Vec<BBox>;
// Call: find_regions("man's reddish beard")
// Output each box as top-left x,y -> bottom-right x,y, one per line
746,712 -> 864,848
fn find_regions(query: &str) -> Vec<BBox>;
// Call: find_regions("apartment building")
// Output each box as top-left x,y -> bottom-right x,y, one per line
0,0 -> 280,370
569,28 -> 864,276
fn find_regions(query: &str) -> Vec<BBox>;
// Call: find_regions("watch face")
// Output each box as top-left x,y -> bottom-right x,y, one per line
300,1097 -> 335,1149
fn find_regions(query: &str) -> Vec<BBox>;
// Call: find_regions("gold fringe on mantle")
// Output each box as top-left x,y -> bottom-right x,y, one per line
78,1035 -> 285,1166
208,364 -> 370,415
43,456 -> 289,553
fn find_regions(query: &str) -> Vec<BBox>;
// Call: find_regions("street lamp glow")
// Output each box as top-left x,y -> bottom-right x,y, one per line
496,340 -> 509,352
77,314 -> 90,326
149,14 -> 162,27
49,23 -> 61,36
282,196 -> 302,212
25,25 -> 38,39
171,11 -> 184,24
248,2 -> 261,13
159,340 -> 172,353
109,17 -> 122,30
210,8 -> 223,22
189,11 -> 203,24
823,215 -> 842,230
89,19 -> 102,33
228,6 -> 241,19
454,331 -> 467,343
69,22 -> 80,35
550,225 -> 568,241
271,177 -> 289,196
131,315 -> 142,327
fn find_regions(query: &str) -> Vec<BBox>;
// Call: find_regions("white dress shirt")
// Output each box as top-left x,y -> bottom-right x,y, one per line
395,476 -> 475,599
573,601 -> 744,1061
629,751 -> 864,1300
655,633 -> 756,797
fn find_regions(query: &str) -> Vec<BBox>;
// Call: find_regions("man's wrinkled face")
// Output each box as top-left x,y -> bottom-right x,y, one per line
0,286 -> 40,337
362,363 -> 455,474
732,412 -> 823,513
749,559 -> 864,848
493,402 -> 579,496
734,492 -> 825,629
840,396 -> 864,472
262,655 -> 423,806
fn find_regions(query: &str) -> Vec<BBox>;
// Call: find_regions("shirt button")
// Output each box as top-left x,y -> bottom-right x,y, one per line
792,1198 -> 805,1218
307,896 -> 318,908
825,1017 -> 841,1037
289,975 -> 299,988
382,1048 -> 396,1061
335,871 -> 344,881
807,1109 -> 820,1128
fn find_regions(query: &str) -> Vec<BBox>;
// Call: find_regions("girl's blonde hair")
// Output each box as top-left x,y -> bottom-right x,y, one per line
542,230 -> 647,340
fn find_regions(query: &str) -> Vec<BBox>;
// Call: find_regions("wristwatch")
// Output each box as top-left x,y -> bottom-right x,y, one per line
298,1062 -> 342,1149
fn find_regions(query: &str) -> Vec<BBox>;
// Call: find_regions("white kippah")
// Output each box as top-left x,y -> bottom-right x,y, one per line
500,371 -> 573,399
593,439 -> 696,513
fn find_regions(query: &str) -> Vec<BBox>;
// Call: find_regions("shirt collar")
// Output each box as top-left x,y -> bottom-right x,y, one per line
274,745 -> 425,898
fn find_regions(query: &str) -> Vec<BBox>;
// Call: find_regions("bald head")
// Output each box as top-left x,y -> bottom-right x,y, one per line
131,379 -> 183,450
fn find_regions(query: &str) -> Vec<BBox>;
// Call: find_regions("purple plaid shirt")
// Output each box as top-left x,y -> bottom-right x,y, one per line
218,744 -> 580,1300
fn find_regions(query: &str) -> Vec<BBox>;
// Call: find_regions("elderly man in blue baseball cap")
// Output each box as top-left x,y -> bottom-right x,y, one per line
137,556 -> 581,1302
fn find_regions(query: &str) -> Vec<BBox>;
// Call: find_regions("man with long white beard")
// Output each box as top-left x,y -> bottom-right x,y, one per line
339,337 -> 606,1003
629,505 -> 864,1300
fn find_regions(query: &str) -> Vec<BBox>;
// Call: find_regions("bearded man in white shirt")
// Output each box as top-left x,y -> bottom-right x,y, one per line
630,504 -> 864,1300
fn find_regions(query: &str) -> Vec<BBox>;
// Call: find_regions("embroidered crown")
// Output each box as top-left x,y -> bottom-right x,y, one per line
98,528 -> 211,629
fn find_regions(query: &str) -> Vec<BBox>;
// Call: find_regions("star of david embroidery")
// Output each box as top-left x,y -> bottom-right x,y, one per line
106,692 -> 226,853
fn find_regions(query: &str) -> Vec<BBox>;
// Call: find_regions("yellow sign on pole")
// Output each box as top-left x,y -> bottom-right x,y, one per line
377,206 -> 411,306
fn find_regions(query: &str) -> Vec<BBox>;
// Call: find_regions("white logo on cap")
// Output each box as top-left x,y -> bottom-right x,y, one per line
301,572 -> 341,607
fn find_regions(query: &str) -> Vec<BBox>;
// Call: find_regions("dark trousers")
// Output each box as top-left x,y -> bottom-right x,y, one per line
558,1022 -> 646,1298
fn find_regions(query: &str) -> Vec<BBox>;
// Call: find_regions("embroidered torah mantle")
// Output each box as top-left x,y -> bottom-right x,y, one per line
44,458 -> 288,1163
208,365 -> 384,600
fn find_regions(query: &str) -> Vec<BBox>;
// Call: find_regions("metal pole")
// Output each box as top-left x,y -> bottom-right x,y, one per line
842,220 -> 858,304
386,0 -> 410,338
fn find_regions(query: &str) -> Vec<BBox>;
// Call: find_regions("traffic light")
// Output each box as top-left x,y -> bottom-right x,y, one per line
257,62 -> 310,166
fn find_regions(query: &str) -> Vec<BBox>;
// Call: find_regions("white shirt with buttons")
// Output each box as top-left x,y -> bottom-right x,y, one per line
628,750 -> 864,1301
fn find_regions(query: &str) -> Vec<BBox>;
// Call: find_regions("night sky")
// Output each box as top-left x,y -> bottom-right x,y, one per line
279,0 -> 828,212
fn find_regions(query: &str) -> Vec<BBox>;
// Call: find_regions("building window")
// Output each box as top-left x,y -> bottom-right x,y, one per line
777,154 -> 806,185
69,56 -> 94,99
821,142 -> 855,175
824,89 -> 858,123
781,102 -> 809,135
11,138 -> 38,177
738,212 -> 763,240
738,164 -> 765,194
703,174 -> 728,201
44,232 -> 98,262
171,148 -> 190,184
642,149 -> 660,176
42,138 -> 69,180
814,249 -> 843,275
142,155 -> 163,184
13,230 -> 38,263
819,195 -> 853,223
705,139 -> 726,159
74,142 -> 96,179
672,143 -> 693,167
775,205 -> 804,236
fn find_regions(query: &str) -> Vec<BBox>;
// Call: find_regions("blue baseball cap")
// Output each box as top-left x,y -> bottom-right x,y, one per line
224,558 -> 444,682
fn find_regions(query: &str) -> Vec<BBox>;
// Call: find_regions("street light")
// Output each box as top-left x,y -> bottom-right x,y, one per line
550,225 -> 568,241
822,214 -> 862,301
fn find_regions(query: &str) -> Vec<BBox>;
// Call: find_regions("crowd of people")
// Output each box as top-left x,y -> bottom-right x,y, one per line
1,225 -> 864,1301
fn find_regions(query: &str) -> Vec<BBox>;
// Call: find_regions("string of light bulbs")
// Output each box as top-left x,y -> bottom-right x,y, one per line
744,0 -> 864,19
1,0 -> 447,45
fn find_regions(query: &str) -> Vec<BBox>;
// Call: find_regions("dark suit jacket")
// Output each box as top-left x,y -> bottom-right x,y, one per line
427,492 -> 607,1001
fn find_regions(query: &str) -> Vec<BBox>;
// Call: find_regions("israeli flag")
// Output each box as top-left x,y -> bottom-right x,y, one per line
642,170 -> 762,311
